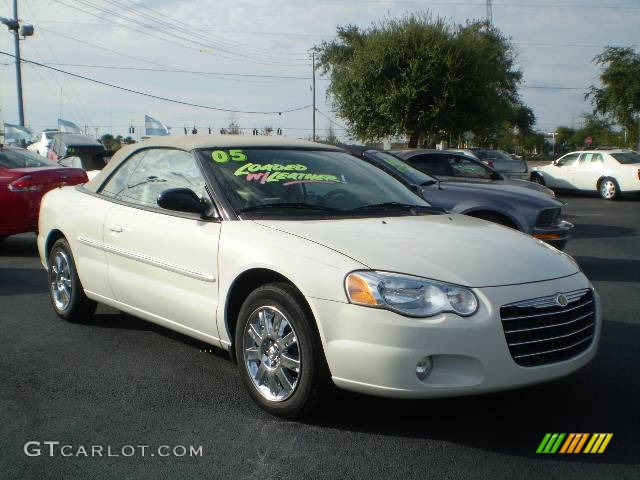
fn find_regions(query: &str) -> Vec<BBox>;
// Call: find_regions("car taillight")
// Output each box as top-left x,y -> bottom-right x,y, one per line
8,176 -> 42,192
637,169 -> 640,181
487,160 -> 494,169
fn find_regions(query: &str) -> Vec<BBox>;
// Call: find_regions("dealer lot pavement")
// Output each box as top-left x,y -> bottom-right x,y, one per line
1,195 -> 638,479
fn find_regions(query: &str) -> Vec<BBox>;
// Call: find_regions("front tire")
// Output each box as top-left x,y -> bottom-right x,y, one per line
48,238 -> 97,321
235,282 -> 323,418
531,173 -> 545,185
599,177 -> 620,200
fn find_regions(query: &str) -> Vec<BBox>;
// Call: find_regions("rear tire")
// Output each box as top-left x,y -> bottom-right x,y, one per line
598,177 -> 620,200
48,238 -> 97,322
235,282 -> 325,418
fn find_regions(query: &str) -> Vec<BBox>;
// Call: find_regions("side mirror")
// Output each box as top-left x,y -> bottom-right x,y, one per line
157,188 -> 209,217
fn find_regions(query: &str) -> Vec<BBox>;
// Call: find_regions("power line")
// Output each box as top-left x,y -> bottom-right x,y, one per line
103,0 -> 306,59
35,62 -> 315,81
0,50 -> 313,115
54,0 -> 309,66
34,21 -> 633,49
297,1 -> 640,9
315,108 -> 347,130
23,0 -> 94,127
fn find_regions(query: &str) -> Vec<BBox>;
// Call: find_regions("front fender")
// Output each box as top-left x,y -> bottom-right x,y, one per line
452,201 -> 529,232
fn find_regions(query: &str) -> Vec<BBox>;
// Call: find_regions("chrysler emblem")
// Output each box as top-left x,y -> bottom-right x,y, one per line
556,294 -> 568,307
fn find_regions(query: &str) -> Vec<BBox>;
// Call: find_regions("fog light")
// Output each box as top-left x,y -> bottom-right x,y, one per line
416,356 -> 433,381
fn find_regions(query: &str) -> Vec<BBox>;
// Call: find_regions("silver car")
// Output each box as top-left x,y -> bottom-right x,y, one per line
449,148 -> 529,179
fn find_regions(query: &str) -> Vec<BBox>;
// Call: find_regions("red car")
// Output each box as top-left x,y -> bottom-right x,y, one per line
0,146 -> 88,241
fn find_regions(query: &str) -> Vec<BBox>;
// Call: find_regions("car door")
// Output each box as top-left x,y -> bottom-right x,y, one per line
572,152 -> 604,191
543,152 -> 580,189
98,147 -> 222,340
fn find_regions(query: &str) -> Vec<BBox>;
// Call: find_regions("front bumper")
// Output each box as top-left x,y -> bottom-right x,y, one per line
533,220 -> 574,250
311,272 -> 600,399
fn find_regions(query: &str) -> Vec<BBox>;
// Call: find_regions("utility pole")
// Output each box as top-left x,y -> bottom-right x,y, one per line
311,52 -> 316,142
1,1 -> 34,127
486,0 -> 493,25
12,0 -> 24,126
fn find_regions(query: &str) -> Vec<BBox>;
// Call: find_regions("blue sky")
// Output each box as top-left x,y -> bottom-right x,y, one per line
0,0 -> 638,140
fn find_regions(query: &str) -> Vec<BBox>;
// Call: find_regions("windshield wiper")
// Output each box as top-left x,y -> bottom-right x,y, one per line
238,202 -> 344,214
350,202 -> 441,214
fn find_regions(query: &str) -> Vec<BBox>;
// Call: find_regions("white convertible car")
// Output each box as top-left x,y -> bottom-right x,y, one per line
531,149 -> 640,200
38,136 -> 601,417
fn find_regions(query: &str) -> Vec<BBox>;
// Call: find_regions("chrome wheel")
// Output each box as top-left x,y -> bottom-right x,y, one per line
50,251 -> 72,311
243,306 -> 301,402
600,179 -> 616,199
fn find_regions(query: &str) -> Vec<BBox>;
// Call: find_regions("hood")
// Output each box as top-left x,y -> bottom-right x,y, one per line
504,178 -> 554,195
437,179 -> 561,205
253,214 -> 579,288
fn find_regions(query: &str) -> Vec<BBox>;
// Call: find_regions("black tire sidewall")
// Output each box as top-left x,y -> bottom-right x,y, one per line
48,238 -> 94,321
234,283 -> 318,418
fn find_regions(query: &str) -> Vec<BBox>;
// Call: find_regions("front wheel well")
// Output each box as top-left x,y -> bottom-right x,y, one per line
225,269 -> 317,361
596,176 -> 618,189
466,210 -> 519,230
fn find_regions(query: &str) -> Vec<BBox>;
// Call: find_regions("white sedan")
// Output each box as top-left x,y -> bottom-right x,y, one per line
38,136 -> 601,418
531,149 -> 640,200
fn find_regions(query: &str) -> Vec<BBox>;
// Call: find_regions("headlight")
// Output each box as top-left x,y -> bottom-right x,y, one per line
345,271 -> 478,317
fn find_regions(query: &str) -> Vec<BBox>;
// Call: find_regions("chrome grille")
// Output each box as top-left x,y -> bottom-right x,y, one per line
500,289 -> 596,367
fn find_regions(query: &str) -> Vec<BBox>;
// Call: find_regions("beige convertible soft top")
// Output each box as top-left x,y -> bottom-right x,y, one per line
85,134 -> 341,193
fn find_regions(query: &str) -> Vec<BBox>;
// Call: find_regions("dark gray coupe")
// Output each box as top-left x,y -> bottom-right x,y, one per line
351,149 -> 573,250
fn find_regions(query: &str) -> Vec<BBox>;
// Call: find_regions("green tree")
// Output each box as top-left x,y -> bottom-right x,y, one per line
587,46 -> 640,149
315,13 -> 533,147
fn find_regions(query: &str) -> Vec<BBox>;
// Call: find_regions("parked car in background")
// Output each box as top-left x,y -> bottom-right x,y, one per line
350,148 -> 573,249
38,135 -> 599,418
531,149 -> 640,200
48,133 -> 108,179
393,149 -> 553,196
451,148 -> 529,179
27,129 -> 60,157
0,146 -> 87,241
58,155 -> 107,180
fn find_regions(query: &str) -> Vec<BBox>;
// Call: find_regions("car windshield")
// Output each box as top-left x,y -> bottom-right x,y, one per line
611,151 -> 640,164
0,148 -> 57,168
199,148 -> 434,217
473,149 -> 513,162
363,150 -> 436,185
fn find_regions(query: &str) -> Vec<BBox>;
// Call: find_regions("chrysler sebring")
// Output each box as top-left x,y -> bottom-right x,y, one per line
38,136 -> 601,418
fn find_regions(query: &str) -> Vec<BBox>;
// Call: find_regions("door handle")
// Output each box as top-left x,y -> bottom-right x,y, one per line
109,225 -> 123,233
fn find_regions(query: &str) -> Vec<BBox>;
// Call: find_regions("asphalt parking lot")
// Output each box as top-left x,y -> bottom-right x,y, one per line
1,194 -> 639,479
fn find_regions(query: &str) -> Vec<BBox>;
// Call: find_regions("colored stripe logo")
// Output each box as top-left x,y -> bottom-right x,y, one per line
536,433 -> 613,454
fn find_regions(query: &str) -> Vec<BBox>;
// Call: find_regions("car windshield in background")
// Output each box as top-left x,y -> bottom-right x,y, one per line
0,149 -> 57,168
81,155 -> 107,171
365,150 -> 436,185
449,157 -> 493,179
199,148 -> 434,217
473,149 -> 513,162
611,151 -> 640,164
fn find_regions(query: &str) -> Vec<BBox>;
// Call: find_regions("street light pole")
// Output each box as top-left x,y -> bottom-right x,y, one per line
12,0 -> 24,126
